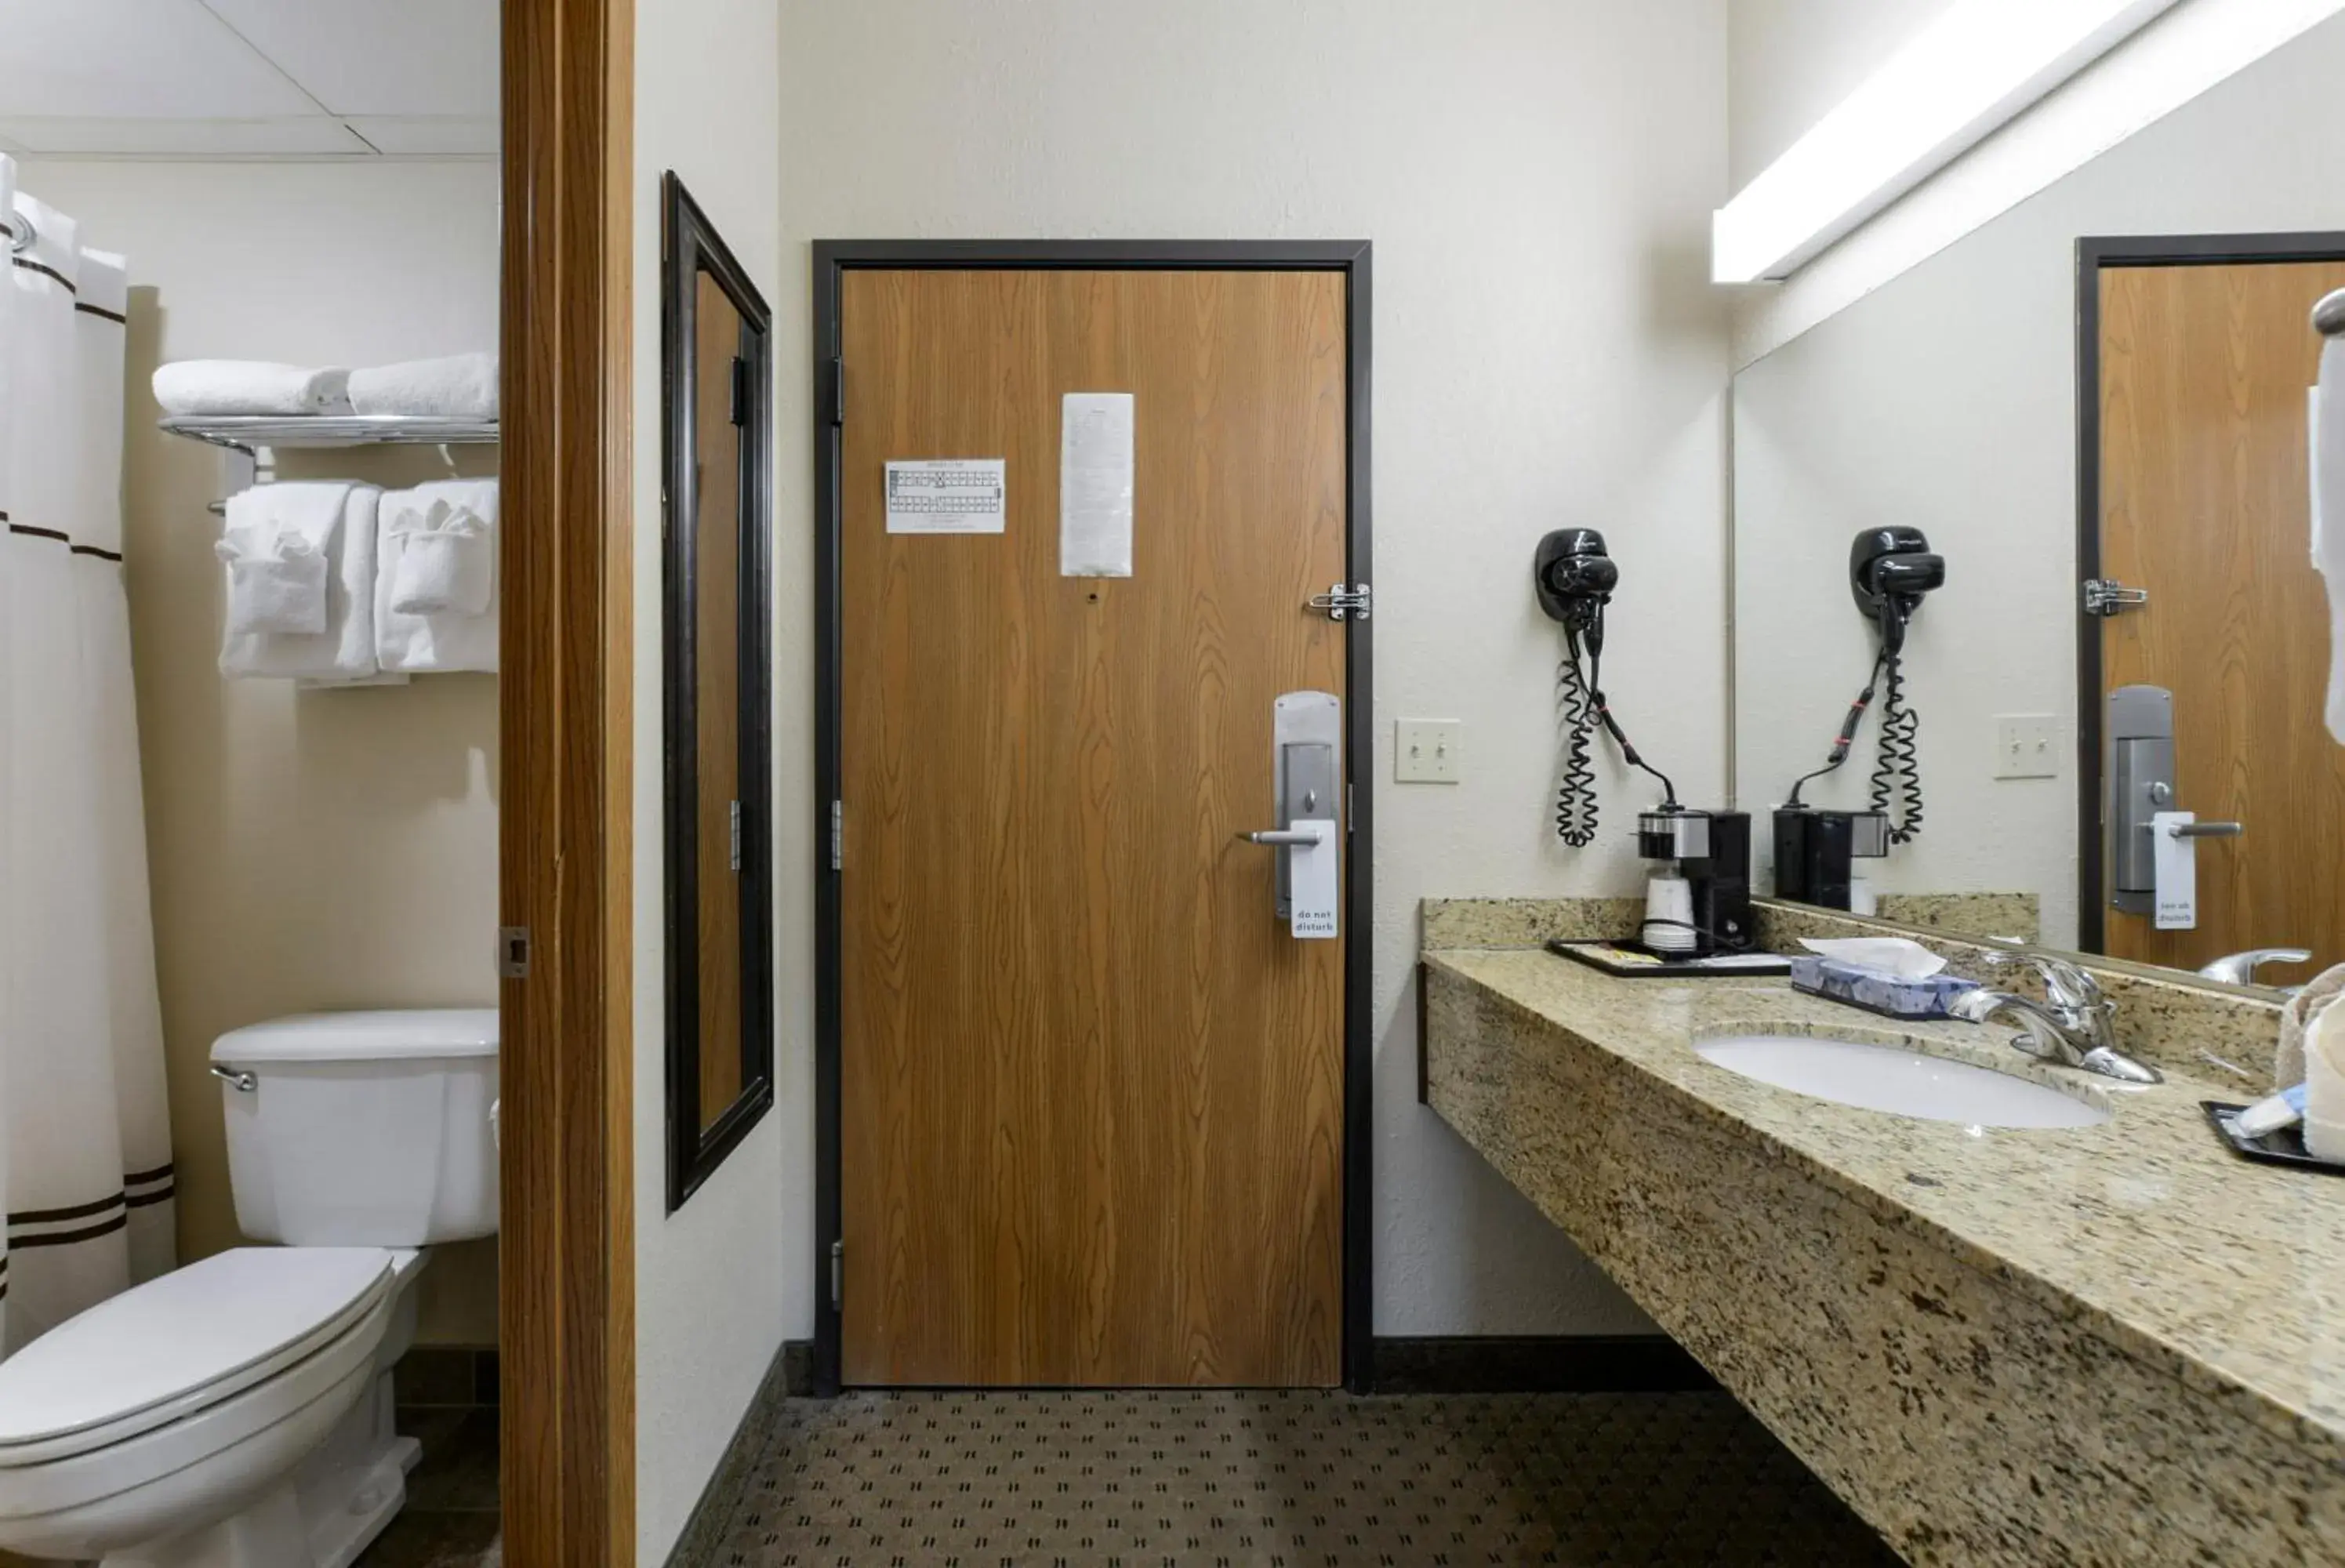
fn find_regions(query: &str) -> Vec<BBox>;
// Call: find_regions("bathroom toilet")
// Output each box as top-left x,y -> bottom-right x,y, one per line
0,1009 -> 497,1568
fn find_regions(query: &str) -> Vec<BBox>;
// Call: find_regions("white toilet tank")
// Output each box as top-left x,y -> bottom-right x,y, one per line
212,1009 -> 499,1247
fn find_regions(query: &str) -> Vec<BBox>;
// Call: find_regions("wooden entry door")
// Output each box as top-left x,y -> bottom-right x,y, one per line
2096,256 -> 2345,975
837,268 -> 1349,1386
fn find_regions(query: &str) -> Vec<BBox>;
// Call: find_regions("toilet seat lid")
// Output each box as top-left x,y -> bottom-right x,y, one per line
0,1247 -> 395,1458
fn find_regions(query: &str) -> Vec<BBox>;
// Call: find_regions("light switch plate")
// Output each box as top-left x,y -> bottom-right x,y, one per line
1395,719 -> 1462,783
1995,714 -> 2059,779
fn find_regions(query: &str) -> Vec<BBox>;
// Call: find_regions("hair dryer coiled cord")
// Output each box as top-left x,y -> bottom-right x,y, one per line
1869,649 -> 1924,844
1554,639 -> 1599,847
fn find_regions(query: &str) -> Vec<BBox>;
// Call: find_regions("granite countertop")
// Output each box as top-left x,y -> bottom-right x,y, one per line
1424,946 -> 2345,1458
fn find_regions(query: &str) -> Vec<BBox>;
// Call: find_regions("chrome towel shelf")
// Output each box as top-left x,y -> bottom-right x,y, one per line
160,415 -> 499,456
161,415 -> 499,515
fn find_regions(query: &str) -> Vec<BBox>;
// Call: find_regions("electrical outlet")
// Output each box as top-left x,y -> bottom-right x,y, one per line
1395,719 -> 1462,783
1995,715 -> 2059,779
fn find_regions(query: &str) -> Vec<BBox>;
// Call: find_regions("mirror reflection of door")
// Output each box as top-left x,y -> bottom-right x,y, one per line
662,172 -> 774,1210
695,269 -> 746,1134
2094,252 -> 2345,978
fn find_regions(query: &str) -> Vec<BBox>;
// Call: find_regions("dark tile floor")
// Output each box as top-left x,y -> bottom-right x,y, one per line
356,1406 -> 503,1567
711,1389 -> 1902,1566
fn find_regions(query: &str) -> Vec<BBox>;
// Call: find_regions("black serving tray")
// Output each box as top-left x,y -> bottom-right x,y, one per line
2202,1101 -> 2345,1175
1545,938 -> 1791,978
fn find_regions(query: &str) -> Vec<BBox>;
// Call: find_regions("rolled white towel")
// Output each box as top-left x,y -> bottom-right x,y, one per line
215,531 -> 328,634
154,360 -> 351,417
220,485 -> 383,681
387,496 -> 494,615
348,353 -> 498,420
376,479 -> 499,675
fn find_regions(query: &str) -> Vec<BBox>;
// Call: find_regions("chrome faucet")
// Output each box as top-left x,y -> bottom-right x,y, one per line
1946,952 -> 2161,1085
2195,948 -> 2312,987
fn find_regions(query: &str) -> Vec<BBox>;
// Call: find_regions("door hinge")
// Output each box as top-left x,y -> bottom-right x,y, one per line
729,356 -> 750,427
829,1240 -> 844,1310
826,356 -> 845,427
728,799 -> 742,872
1306,583 -> 1372,621
2082,578 -> 2148,616
496,926 -> 531,980
829,799 -> 844,871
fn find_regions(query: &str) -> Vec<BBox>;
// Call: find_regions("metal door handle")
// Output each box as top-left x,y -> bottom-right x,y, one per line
1238,829 -> 1321,846
2166,820 -> 2243,838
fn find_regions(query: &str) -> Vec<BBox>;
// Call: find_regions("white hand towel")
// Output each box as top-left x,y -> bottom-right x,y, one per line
2317,327 -> 2345,745
387,496 -> 495,615
219,485 -> 383,681
215,531 -> 328,634
153,360 -> 352,417
376,479 -> 499,674
348,353 -> 498,420
2304,996 -> 2345,1161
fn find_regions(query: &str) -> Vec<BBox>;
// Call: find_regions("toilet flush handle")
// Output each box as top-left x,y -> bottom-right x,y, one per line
209,1063 -> 256,1092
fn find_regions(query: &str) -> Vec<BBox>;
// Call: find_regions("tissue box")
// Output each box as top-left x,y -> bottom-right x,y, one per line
1789,956 -> 1980,1019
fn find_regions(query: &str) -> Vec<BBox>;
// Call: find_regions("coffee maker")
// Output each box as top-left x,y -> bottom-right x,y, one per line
1770,807 -> 1889,912
1634,808 -> 1754,956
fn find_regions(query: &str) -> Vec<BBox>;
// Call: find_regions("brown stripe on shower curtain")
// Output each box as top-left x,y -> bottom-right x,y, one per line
10,256 -> 72,292
74,301 -> 125,324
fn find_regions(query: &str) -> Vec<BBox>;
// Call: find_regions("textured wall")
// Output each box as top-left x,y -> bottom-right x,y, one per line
631,0 -> 793,1561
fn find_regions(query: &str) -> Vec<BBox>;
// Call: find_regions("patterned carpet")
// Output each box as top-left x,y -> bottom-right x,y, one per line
710,1389 -> 1902,1566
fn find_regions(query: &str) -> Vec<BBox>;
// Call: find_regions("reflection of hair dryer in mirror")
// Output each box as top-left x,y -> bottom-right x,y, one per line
1775,528 -> 1945,909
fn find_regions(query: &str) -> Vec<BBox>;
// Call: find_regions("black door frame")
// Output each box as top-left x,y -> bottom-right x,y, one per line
810,240 -> 1375,1396
2073,231 -> 2345,953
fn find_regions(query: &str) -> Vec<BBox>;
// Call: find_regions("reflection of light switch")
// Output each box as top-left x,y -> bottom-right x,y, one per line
1995,715 -> 2059,779
1395,719 -> 1462,783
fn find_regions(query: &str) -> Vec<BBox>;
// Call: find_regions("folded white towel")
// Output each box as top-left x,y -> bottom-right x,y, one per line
387,496 -> 495,615
376,479 -> 499,674
154,360 -> 352,417
220,485 -> 383,681
216,531 -> 329,634
348,353 -> 498,420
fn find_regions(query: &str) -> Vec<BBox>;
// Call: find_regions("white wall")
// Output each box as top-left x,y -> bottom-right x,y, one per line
1731,12 -> 2345,949
776,0 -> 1729,1340
1729,0 -> 1955,190
13,158 -> 503,1345
630,2 -> 792,1562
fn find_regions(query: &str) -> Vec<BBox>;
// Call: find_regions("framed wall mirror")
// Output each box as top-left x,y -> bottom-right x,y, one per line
1728,16 -> 2345,993
662,171 -> 775,1209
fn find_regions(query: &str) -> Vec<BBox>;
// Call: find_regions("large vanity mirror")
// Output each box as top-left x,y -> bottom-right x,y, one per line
662,172 -> 774,1209
1731,16 -> 2345,993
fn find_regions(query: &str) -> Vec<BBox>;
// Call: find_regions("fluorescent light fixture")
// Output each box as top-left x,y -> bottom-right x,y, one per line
1712,0 -> 2183,283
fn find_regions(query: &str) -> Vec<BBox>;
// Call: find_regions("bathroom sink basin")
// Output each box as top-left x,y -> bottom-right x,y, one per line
1695,1034 -> 2110,1129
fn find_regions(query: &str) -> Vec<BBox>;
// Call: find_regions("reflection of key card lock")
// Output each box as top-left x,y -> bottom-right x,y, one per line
2107,684 -> 2242,918
1235,691 -> 1341,938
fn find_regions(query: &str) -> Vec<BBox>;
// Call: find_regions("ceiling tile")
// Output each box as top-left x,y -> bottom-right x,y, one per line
0,118 -> 372,157
201,1 -> 496,117
345,117 -> 498,156
0,1 -> 318,118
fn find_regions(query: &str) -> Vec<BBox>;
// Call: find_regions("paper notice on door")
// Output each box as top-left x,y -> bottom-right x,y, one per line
1060,393 -> 1134,576
886,459 -> 1005,534
2152,811 -> 2197,930
1288,818 -> 1339,940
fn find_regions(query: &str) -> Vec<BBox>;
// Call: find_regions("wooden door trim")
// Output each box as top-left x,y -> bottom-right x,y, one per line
499,0 -> 637,1560
810,240 -> 1375,1396
2074,231 -> 2345,953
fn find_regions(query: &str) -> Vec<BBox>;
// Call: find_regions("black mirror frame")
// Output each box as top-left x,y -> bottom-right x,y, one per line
661,171 -> 775,1213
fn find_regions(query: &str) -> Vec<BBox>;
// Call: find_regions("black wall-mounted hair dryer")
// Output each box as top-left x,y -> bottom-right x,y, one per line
1849,526 -> 1944,656
1534,527 -> 1618,638
1535,528 -> 1674,848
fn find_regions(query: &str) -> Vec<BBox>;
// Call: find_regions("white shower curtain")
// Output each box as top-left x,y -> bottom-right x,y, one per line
0,158 -> 175,1356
